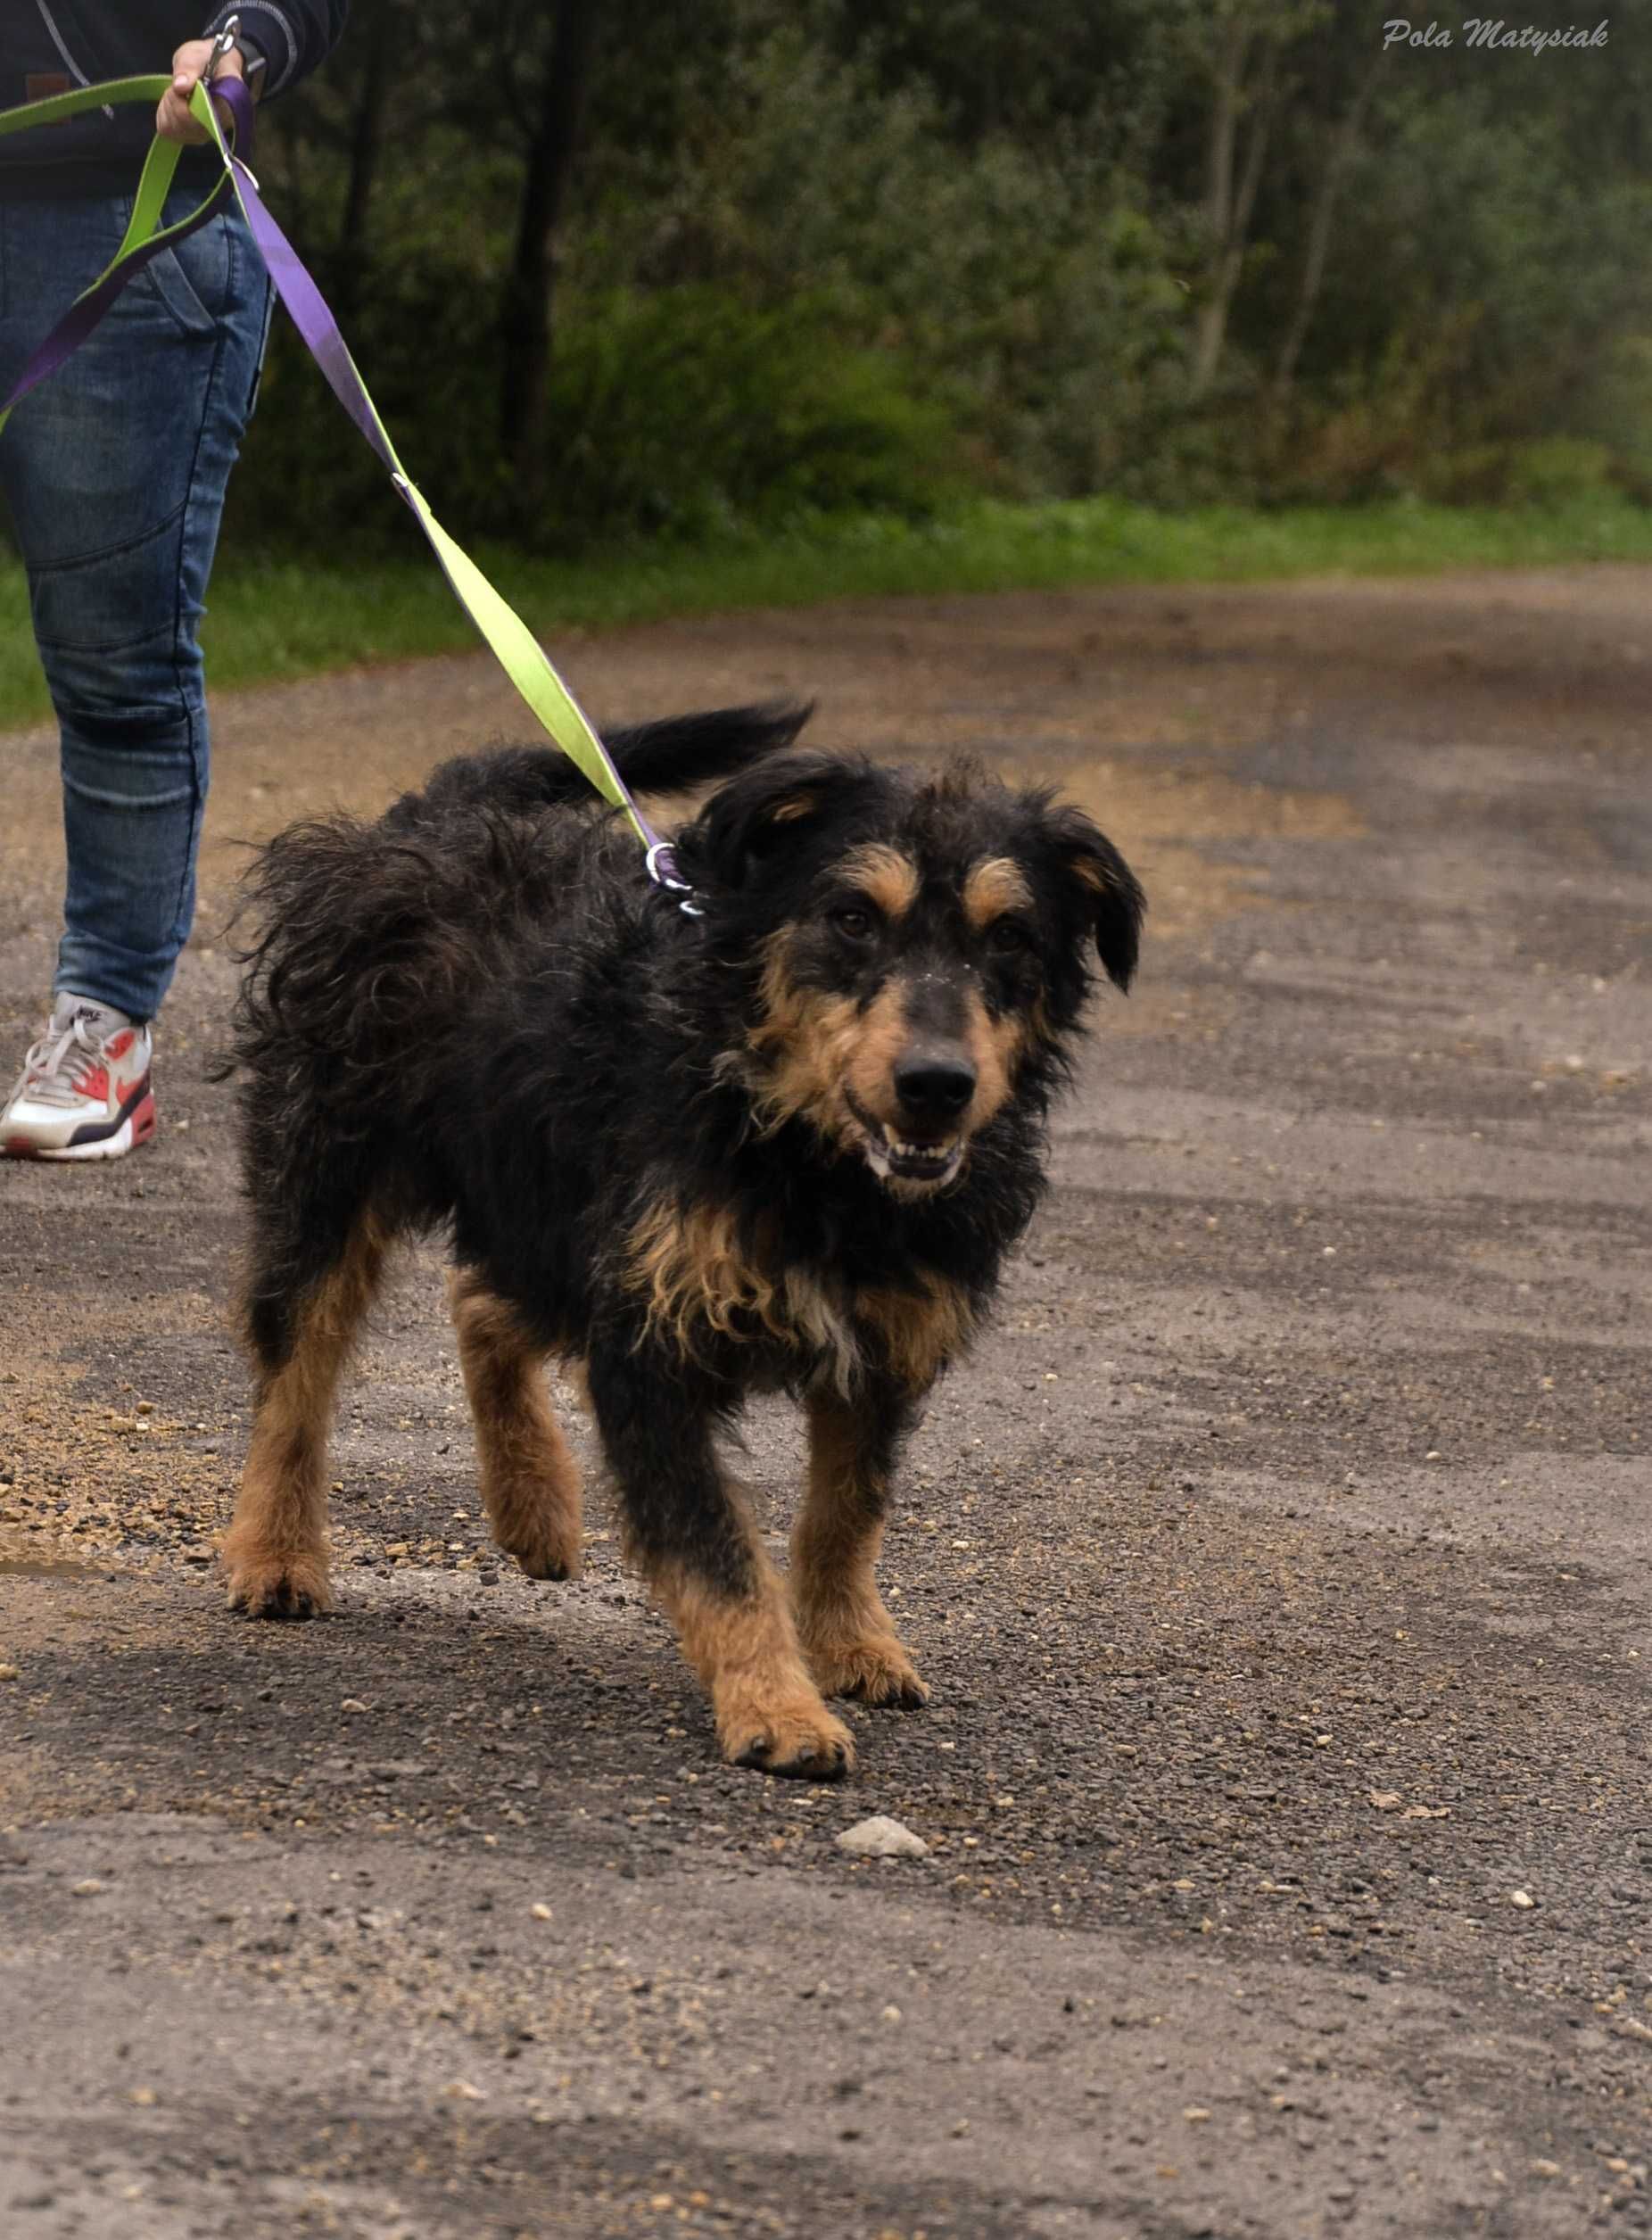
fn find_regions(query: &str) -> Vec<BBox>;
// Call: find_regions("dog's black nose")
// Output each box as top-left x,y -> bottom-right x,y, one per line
894,1054 -> 976,1121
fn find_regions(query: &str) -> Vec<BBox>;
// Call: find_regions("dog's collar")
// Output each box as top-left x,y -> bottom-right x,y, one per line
644,841 -> 703,918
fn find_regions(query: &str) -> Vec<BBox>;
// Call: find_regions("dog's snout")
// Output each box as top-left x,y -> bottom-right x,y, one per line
894,1052 -> 976,1122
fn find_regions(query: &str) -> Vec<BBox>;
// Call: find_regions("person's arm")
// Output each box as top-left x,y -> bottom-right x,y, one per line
158,5 -> 349,146
201,4 -> 351,100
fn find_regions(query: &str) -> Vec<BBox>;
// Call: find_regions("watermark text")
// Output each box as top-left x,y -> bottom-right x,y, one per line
1383,17 -> 1609,53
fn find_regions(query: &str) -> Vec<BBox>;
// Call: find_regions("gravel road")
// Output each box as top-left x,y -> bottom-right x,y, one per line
2,568 -> 1649,2238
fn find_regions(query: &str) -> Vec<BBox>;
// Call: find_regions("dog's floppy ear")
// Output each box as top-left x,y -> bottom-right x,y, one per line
1044,804 -> 1145,992
682,752 -> 878,893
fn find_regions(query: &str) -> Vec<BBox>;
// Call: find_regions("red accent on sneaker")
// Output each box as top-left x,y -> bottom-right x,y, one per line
129,1092 -> 158,1148
77,1065 -> 110,1103
106,1031 -> 136,1062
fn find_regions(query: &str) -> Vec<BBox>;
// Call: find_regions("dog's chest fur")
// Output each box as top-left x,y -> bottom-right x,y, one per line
624,1192 -> 981,1396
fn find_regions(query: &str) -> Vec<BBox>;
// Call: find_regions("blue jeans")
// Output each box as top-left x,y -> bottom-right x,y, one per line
0,189 -> 273,1021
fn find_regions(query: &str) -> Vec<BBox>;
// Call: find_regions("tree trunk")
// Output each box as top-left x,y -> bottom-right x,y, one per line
1272,49 -> 1387,401
499,0 -> 601,495
1190,34 -> 1277,400
335,0 -> 401,321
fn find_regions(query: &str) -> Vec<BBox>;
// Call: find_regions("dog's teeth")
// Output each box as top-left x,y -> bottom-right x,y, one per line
859,1120 -> 963,1186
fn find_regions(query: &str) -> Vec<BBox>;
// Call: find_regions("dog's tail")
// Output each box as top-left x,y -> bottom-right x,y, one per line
387,701 -> 814,828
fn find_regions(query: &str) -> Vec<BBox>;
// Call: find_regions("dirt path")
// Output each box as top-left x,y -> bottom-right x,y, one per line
2,568 -> 1649,2239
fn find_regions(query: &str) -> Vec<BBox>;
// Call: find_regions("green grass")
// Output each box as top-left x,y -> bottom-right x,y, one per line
4,493 -> 1652,731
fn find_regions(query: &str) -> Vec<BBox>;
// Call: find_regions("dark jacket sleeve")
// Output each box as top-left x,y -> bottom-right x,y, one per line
202,4 -> 349,98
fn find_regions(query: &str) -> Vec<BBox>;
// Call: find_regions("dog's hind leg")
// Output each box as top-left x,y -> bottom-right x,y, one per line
447,1269 -> 582,1581
793,1386 -> 929,1708
223,1206 -> 389,1619
584,1343 -> 853,1779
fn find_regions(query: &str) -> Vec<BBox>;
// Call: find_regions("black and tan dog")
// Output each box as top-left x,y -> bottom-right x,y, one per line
223,704 -> 1143,1778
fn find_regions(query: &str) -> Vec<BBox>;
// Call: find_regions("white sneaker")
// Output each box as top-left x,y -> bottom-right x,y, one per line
2,998 -> 157,1161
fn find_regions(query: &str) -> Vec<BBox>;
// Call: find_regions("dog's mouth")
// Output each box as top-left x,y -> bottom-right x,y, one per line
845,1091 -> 965,1188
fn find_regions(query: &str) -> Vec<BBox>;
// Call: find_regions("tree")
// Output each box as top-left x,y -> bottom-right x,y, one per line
1272,21 -> 1388,401
498,0 -> 603,497
1184,3 -> 1328,400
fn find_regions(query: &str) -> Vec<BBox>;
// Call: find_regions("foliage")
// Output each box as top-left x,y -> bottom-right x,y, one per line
205,0 -> 1650,548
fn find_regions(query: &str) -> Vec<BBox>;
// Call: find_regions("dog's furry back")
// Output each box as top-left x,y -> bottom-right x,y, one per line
228,702 -> 808,1131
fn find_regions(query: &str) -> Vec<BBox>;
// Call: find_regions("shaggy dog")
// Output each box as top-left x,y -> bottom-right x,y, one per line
223,704 -> 1143,1778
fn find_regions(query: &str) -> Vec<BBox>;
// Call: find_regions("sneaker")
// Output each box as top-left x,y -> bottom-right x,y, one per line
2,999 -> 157,1161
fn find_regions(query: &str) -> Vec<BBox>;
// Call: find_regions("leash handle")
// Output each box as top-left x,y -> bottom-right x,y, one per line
0,71 -> 680,880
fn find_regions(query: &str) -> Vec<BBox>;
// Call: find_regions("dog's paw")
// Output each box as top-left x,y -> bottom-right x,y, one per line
223,1543 -> 333,1621
497,1533 -> 581,1583
720,1697 -> 855,1781
483,1471 -> 583,1582
807,1632 -> 929,1710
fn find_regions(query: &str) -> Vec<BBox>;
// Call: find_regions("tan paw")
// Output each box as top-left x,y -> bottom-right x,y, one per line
483,1469 -> 583,1582
716,1692 -> 855,1781
492,1519 -> 582,1582
805,1632 -> 929,1709
222,1541 -> 334,1621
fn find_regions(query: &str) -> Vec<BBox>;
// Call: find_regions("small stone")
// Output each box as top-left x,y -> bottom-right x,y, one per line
72,1878 -> 106,1897
1183,2106 -> 1211,2122
443,2079 -> 485,2101
837,1815 -> 929,1860
1368,1791 -> 1402,1811
880,2004 -> 903,2023
0,1664 -> 19,1682
340,1699 -> 368,1714
1510,1889 -> 1535,1909
1532,2160 -> 1561,2178
530,1902 -> 553,1921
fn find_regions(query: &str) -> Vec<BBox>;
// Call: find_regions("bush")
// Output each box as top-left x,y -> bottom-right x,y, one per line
577,29 -> 1191,504
535,285 -> 962,543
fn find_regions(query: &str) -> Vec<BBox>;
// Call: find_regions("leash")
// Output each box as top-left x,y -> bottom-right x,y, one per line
0,54 -> 697,907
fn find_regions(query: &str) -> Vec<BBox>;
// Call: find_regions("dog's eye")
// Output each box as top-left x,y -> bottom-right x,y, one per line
830,904 -> 877,942
986,917 -> 1031,955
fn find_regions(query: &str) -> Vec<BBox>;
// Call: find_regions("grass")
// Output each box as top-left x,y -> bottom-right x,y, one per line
4,492 -> 1652,731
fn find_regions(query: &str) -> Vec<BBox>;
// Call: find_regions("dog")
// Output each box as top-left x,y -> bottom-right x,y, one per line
221,703 -> 1144,1778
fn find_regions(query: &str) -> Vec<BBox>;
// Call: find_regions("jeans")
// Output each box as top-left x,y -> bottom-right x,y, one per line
0,188 -> 273,1021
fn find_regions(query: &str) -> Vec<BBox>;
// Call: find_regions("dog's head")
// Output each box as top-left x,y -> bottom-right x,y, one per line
673,752 -> 1144,1194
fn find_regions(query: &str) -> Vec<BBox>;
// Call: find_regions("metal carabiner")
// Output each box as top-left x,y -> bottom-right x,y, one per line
205,13 -> 240,81
644,840 -> 704,919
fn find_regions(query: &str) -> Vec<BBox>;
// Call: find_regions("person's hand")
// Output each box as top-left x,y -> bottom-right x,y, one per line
155,37 -> 245,145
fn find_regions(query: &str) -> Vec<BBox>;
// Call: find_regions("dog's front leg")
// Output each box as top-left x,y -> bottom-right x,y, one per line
585,1343 -> 854,1780
794,1384 -> 929,1707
